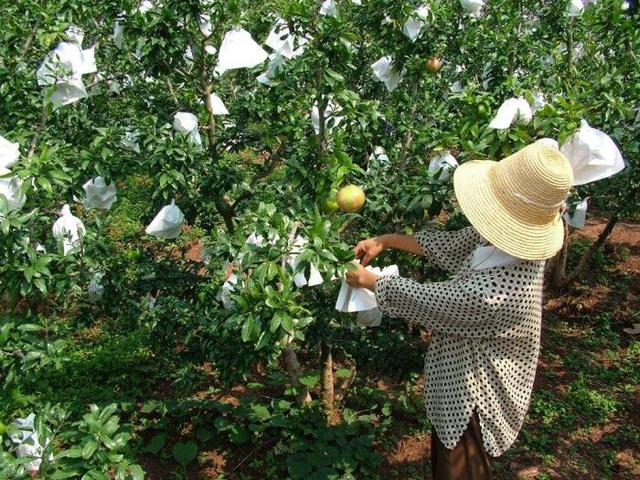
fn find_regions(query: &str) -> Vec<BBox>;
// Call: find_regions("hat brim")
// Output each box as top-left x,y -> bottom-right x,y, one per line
453,160 -> 565,260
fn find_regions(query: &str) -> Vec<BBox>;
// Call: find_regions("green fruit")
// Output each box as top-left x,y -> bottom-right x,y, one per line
336,185 -> 366,213
323,198 -> 339,213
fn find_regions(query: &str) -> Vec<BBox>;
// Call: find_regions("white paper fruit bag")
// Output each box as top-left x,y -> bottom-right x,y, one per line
145,200 -> 185,239
560,120 -> 625,185
52,204 -> 86,255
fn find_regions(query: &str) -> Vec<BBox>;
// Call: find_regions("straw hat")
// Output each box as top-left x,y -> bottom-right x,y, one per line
453,143 -> 573,260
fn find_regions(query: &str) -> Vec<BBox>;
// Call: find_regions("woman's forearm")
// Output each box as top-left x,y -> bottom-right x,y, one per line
377,234 -> 424,256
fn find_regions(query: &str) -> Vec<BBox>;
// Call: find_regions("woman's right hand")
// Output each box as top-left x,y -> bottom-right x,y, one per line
354,237 -> 386,266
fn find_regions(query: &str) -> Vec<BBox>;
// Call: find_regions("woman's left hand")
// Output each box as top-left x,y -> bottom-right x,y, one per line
345,262 -> 380,291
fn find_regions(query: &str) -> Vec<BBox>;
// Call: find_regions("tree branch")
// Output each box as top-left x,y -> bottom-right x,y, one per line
27,106 -> 49,159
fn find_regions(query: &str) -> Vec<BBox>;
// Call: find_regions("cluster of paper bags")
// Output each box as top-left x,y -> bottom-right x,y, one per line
36,27 -> 97,108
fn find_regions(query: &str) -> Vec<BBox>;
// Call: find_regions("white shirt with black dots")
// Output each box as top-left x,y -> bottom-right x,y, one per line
374,226 -> 545,457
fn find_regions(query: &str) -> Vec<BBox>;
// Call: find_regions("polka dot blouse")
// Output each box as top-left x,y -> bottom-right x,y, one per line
374,226 -> 545,457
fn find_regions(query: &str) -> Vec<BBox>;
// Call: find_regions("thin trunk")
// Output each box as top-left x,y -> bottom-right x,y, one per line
203,86 -> 216,151
164,78 -> 180,107
280,223 -> 309,404
320,341 -> 334,413
17,21 -> 40,64
334,362 -> 356,404
400,82 -> 420,171
283,346 -> 311,404
566,215 -> 619,285
551,221 -> 570,288
214,197 -> 235,233
28,107 -> 49,159
315,69 -> 326,165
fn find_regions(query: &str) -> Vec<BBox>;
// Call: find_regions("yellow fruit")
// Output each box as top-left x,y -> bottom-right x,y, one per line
426,57 -> 443,73
336,185 -> 366,213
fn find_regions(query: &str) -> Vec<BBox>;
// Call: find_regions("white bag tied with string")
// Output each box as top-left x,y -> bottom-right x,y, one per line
461,0 -> 485,17
320,0 -> 338,17
371,56 -> 404,92
257,52 -> 287,85
367,146 -> 390,172
0,135 -> 19,170
450,80 -> 464,93
198,13 -> 212,37
311,99 -> 343,135
560,119 -> 625,186
184,45 -> 195,66
266,18 -> 295,58
530,91 -> 547,113
50,79 -> 89,108
81,177 -> 117,210
335,264 -> 399,313
173,112 -> 202,147
207,93 -> 229,115
10,414 -> 51,473
563,197 -> 589,229
285,235 -> 324,288
138,0 -> 155,13
429,151 -> 458,180
52,204 -> 86,255
488,97 -> 533,130
567,0 -> 584,16
217,273 -> 238,309
145,200 -> 184,239
403,5 -> 430,42
0,171 -> 26,213
65,26 -> 84,45
37,37 -> 97,108
215,28 -> 268,76
113,19 -> 125,49
88,272 -> 105,302
122,130 -> 141,153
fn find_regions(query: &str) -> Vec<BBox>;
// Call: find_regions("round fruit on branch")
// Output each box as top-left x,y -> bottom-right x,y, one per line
426,57 -> 443,74
336,185 -> 366,213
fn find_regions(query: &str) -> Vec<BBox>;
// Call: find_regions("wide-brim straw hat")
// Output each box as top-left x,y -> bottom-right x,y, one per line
453,142 -> 574,260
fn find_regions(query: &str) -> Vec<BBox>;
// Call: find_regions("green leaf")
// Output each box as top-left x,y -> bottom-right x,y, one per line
281,314 -> 295,334
58,447 -> 83,458
270,311 -> 283,333
241,316 -> 254,342
335,368 -> 352,379
299,373 -> 319,387
171,441 -> 198,468
36,177 -> 52,194
143,433 -> 166,455
128,465 -> 145,480
82,440 -> 98,459
249,404 -> 271,422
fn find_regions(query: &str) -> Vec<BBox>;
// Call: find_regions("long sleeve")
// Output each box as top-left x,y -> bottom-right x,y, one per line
414,226 -> 483,274
374,260 -> 544,338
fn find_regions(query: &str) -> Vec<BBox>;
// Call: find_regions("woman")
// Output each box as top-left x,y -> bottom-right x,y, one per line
345,142 -> 573,479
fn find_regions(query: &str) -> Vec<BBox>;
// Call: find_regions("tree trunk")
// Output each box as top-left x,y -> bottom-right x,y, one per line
399,82 -> 420,171
550,221 -> 570,288
334,361 -> 356,404
283,346 -> 311,404
565,214 -> 619,285
320,341 -> 334,414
